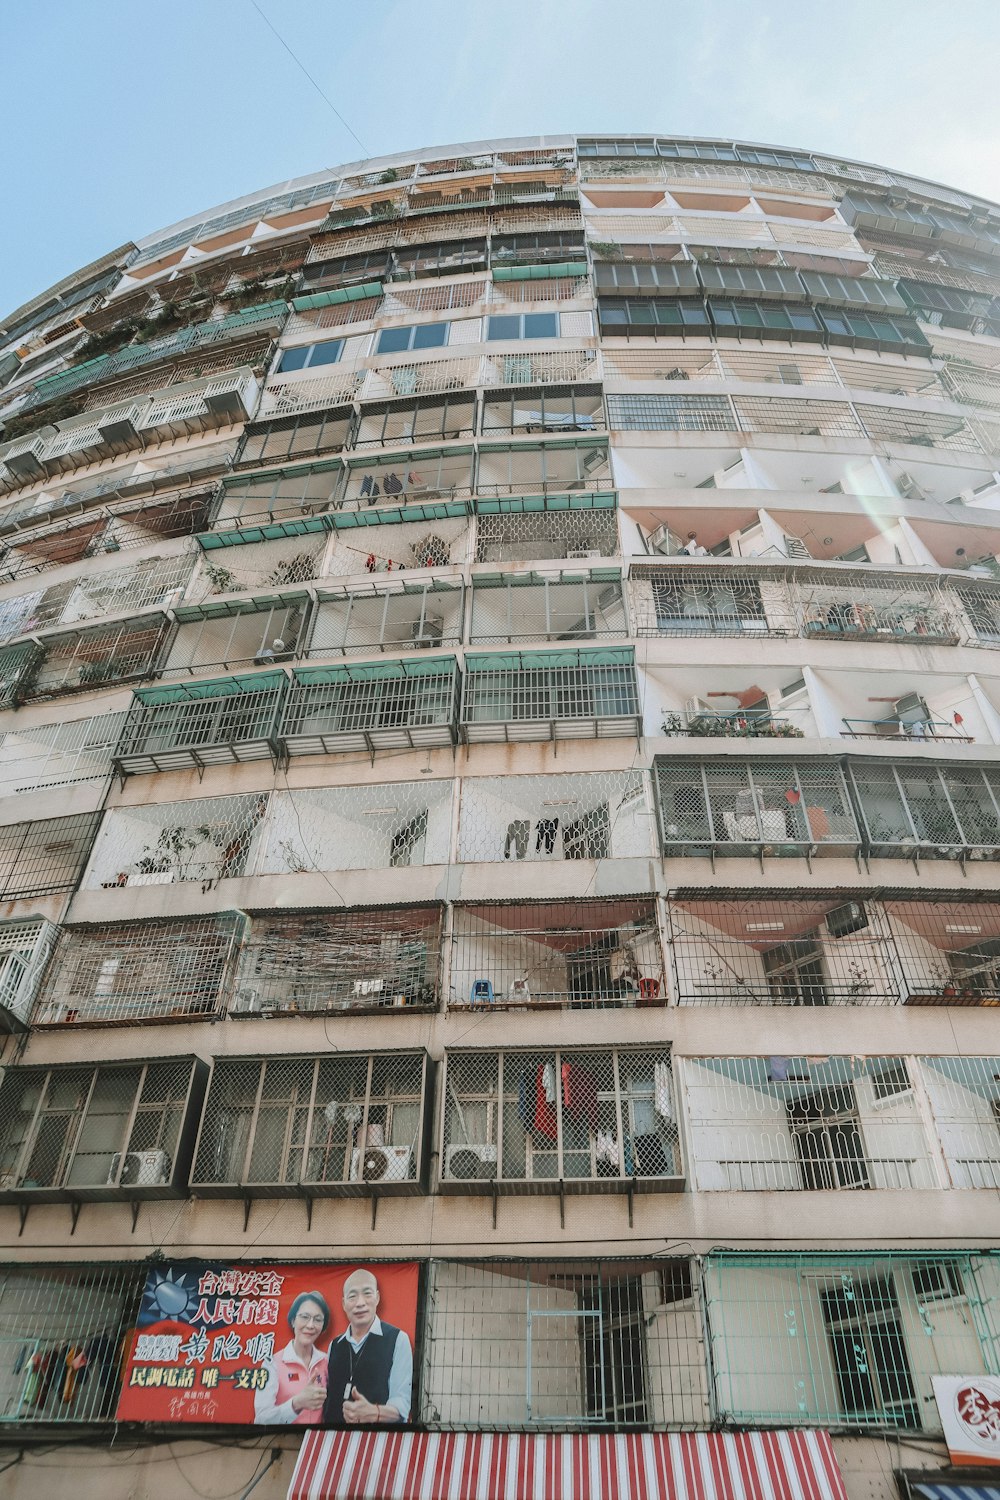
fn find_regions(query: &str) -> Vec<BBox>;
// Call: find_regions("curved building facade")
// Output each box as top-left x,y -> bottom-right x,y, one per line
1,135 -> 1000,1497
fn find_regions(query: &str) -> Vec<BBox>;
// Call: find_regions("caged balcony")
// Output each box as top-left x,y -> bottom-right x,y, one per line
0,1057 -> 206,1202
190,1051 -> 430,1197
469,571 -> 626,645
192,531 -> 329,593
683,1055 -> 935,1192
0,555 -> 192,647
308,579 -> 464,656
888,897 -> 1000,1005
667,894 -> 905,1005
161,596 -> 308,677
259,781 -> 454,875
0,811 -> 102,899
114,674 -> 286,775
0,918 -> 59,1033
232,905 -> 443,1016
460,648 -> 641,744
458,771 -> 654,864
18,615 -> 170,702
919,1056 -> 1000,1188
84,793 -> 269,891
34,913 -> 246,1026
797,575 -> 959,645
847,761 -> 1000,861
281,657 -> 460,755
440,1046 -> 682,1194
0,709 -> 125,799
449,898 -> 665,1011
630,566 -> 795,638
473,492 -> 619,563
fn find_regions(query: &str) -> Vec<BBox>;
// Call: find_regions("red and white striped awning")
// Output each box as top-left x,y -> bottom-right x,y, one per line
289,1429 -> 848,1500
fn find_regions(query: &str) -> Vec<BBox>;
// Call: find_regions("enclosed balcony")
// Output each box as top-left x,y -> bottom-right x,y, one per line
956,583 -> 1000,646
0,1057 -> 206,1203
469,570 -> 626,644
160,597 -> 307,677
450,898 -> 665,1011
342,446 -> 474,506
325,505 -> 472,576
667,894 -> 904,1006
847,760 -> 1000,860
888,897 -> 1000,1005
232,905 -> 443,1016
20,615 -> 169,701
0,918 -> 59,1032
308,579 -> 464,656
684,1056 -> 934,1192
476,440 -> 611,498
259,781 -> 454,874
0,810 -> 101,898
460,648 -> 640,744
920,1056 -> 1000,1187
0,709 -> 125,799
440,1046 -> 682,1193
474,493 -> 619,563
114,674 -> 286,775
212,461 -> 342,531
457,770 -> 654,864
480,384 -> 604,437
84,793 -> 268,891
354,393 -> 477,447
191,1051 -> 430,1197
629,566 -> 796,639
654,757 -> 861,858
0,554 -> 192,646
238,405 -> 355,467
0,640 -> 43,708
796,573 -> 959,645
193,531 -> 329,592
281,657 -> 460,755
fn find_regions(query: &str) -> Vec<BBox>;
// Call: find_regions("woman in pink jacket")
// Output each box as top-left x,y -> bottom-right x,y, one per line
254,1292 -> 330,1425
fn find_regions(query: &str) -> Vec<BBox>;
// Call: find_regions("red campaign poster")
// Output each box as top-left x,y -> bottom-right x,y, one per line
116,1261 -> 419,1426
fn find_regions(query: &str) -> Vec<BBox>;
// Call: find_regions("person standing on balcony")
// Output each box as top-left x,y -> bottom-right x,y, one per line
322,1268 -> 412,1426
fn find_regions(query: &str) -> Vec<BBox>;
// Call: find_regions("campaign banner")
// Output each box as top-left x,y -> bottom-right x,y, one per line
116,1261 -> 419,1426
933,1375 -> 1000,1466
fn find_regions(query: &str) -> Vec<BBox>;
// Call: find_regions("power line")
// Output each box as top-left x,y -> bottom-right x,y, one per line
249,1 -> 370,158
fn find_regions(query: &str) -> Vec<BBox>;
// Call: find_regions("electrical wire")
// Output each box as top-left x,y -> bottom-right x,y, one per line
249,2 -> 370,158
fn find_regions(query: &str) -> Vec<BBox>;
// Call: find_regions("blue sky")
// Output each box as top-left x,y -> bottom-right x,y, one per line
4,0 -> 1000,318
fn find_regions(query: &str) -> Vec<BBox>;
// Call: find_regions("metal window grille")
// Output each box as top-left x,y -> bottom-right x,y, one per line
941,362 -> 1000,412
478,349 -> 598,388
0,555 -> 192,645
470,575 -> 625,645
441,1046 -> 681,1192
476,443 -> 610,496
606,394 -> 737,432
457,770 -> 653,864
191,1051 -> 428,1195
24,616 -> 169,700
287,295 -> 383,333
326,515 -> 471,578
886,897 -> 1000,1005
957,586 -> 1000,645
309,580 -> 464,656
450,898 -> 664,1012
423,1258 -> 706,1430
380,280 -> 487,315
80,340 -> 274,411
461,655 -> 640,743
161,602 -> 306,677
474,503 -> 619,563
214,464 -> 342,530
260,781 -> 455,874
730,395 -> 865,438
192,535 -> 328,595
0,641 -> 43,707
630,568 -> 793,638
490,276 -> 590,305
0,710 -> 125,797
668,894 -> 904,1006
281,660 -> 459,754
0,811 -> 101,898
0,918 -> 59,1031
480,385 -> 605,436
703,1250 -> 1000,1432
343,448 -> 473,504
257,370 -> 366,421
238,408 -> 354,468
920,1057 -> 1000,1187
84,793 -> 269,890
0,1264 -> 144,1424
115,679 -> 285,774
36,914 -> 244,1027
234,906 -> 443,1016
857,403 -> 983,453
683,1055 -> 932,1192
354,395 -> 477,448
654,758 -> 860,857
0,1058 -> 202,1199
796,574 -> 958,644
846,761 -> 1000,857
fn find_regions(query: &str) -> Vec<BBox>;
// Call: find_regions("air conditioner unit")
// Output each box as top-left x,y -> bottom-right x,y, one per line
411,614 -> 444,647
648,524 -> 680,556
350,1145 -> 412,1184
896,472 -> 925,500
445,1143 -> 498,1180
232,987 -> 262,1014
109,1150 -> 170,1187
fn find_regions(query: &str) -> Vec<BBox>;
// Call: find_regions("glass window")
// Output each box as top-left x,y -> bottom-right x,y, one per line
486,313 -> 559,341
412,323 -> 448,349
523,312 -> 559,338
376,323 -> 448,354
277,340 -> 344,373
487,315 -> 521,341
309,341 -> 344,368
278,347 -> 310,373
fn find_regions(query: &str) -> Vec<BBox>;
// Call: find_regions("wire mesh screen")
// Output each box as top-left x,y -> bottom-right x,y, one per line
888,898 -> 1000,1004
703,1250 -> 1000,1431
474,504 -> 619,563
214,466 -> 341,530
476,444 -> 610,497
260,782 -> 454,874
423,1259 -> 707,1430
654,758 -> 860,857
192,1051 -> 427,1194
36,914 -> 245,1026
354,395 -> 477,448
161,602 -> 306,677
630,569 -> 795,638
683,1055 -> 933,1191
846,762 -> 1000,856
0,711 -> 125,797
233,906 -> 443,1015
0,1059 -> 197,1196
480,385 -> 604,436
282,662 -> 459,754
441,1047 -> 680,1191
469,577 -> 626,644
24,616 -> 169,700
920,1057 -> 1000,1187
458,771 -> 654,863
668,895 -> 904,1006
0,555 -> 192,645
238,409 -> 355,469
192,535 -> 328,596
796,574 -> 958,644
450,898 -> 665,1011
309,582 -> 464,656
0,1264 -> 144,1424
0,810 -> 101,898
461,658 -> 639,743
116,682 -> 284,774
84,793 -> 269,890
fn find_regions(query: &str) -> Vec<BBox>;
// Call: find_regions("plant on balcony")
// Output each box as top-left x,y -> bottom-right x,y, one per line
138,824 -> 212,881
589,241 -> 623,260
378,168 -> 400,183
846,962 -> 874,999
204,563 -> 237,595
0,392 -> 88,442
678,714 -> 805,739
276,838 -> 309,873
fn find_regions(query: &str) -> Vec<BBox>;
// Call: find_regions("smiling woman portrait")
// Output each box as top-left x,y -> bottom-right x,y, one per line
253,1290 -> 331,1425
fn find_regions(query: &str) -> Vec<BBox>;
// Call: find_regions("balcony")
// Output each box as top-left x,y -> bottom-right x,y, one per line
920,1056 -> 1000,1187
308,580 -> 464,656
684,1056 -> 934,1192
212,460 -> 342,531
460,648 -> 641,744
35,914 -> 245,1026
457,770 -> 654,864
654,757 -> 861,859
161,596 -> 308,677
841,717 -> 973,742
450,898 -> 665,1010
799,579 -> 959,645
193,530 -> 330,592
475,440 -> 611,498
259,781 -> 454,874
190,1050 -> 430,1198
281,658 -> 460,756
0,554 -> 192,646
469,571 -> 626,645
0,1057 -> 206,1203
473,492 -> 619,563
888,897 -> 1000,1006
480,384 -> 604,437
956,585 -> 1000,646
238,406 -> 354,470
18,614 -> 169,702
0,810 -> 101,898
440,1046 -> 682,1194
661,709 -> 806,741
630,567 -> 795,639
84,793 -> 268,890
325,505 -> 472,576
354,393 -> 477,448
0,918 -> 59,1032
114,674 -> 286,775
232,906 -> 443,1016
342,446 -> 474,506
848,761 -> 1000,861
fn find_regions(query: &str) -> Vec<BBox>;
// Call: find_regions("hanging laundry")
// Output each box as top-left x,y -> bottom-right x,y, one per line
383,472 -> 403,495
504,820 -> 529,859
359,474 -> 373,498
542,1061 -> 556,1103
365,553 -> 377,573
768,1056 -> 791,1081
535,818 -> 559,854
596,1131 -> 619,1166
564,1063 -> 599,1129
509,975 -> 530,1003
535,1064 -> 558,1138
654,1061 -> 673,1120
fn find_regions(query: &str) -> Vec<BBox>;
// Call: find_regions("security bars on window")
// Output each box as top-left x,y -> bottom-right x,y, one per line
160,602 -> 307,677
887,896 -> 1000,1004
0,918 -> 59,1031
847,761 -> 1000,858
115,679 -> 286,774
259,782 -> 454,874
460,652 -> 640,743
0,555 -> 193,647
654,757 -> 860,857
21,616 -> 169,701
474,502 -> 619,563
469,575 -> 626,644
630,567 -> 796,638
0,711 -> 125,798
281,660 -> 459,755
0,811 -> 102,898
309,581 -> 464,656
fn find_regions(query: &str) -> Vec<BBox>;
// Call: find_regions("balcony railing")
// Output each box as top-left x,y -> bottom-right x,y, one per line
17,615 -> 170,702
888,897 -> 1000,1005
842,718 -> 973,742
84,793 -> 269,890
114,674 -> 286,775
848,761 -> 1000,859
662,710 -> 805,740
0,555 -> 192,647
460,649 -> 640,744
457,770 -> 654,864
473,492 -> 619,563
0,1057 -> 206,1202
630,568 -> 794,638
191,1051 -> 429,1196
0,918 -> 59,1033
281,658 -> 460,756
469,571 -> 626,644
0,810 -> 101,898
308,580 -> 464,656
440,1046 -> 682,1193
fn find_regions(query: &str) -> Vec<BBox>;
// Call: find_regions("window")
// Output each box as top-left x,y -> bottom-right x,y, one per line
579,1277 -> 649,1424
762,938 -> 828,1006
872,1061 -> 911,1101
486,313 -> 559,341
277,339 -> 345,373
911,1261 -> 964,1302
375,322 -> 448,354
819,1275 -> 918,1427
788,1083 -> 868,1189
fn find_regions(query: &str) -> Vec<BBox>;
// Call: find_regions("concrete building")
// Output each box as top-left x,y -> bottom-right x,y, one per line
0,134 -> 1000,1500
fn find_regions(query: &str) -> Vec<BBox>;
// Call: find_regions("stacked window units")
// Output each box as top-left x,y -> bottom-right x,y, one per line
2,134 -> 1000,1499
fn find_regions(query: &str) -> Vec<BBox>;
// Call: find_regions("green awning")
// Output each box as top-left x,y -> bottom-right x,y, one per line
472,568 -> 621,589
196,516 -> 330,549
473,492 -> 617,515
220,456 -> 344,490
345,445 -> 473,469
479,436 -> 606,454
293,656 -> 457,685
291,282 -> 383,311
330,500 -> 471,529
464,647 -> 634,672
133,671 -> 286,705
34,354 -> 111,392
492,261 -> 588,281
174,591 -> 309,622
